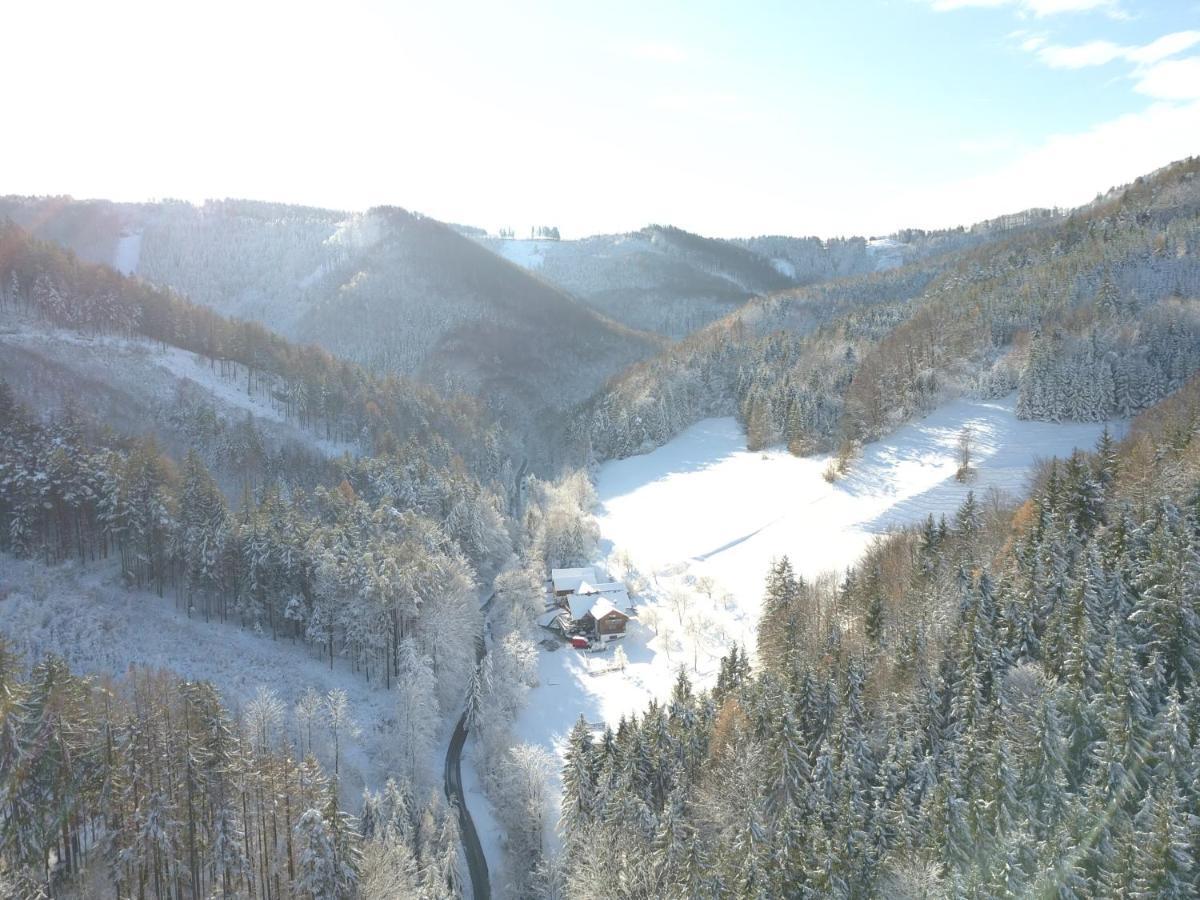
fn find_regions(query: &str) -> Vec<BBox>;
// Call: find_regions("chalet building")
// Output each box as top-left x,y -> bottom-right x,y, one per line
542,568 -> 633,641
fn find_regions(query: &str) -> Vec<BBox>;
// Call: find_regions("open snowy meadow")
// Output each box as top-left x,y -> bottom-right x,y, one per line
595,394 -> 1126,625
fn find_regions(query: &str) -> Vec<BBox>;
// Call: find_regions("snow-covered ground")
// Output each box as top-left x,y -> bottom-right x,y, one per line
770,257 -> 797,279
509,625 -> 667,854
491,239 -> 549,270
866,236 -> 907,271
595,395 -> 1123,611
511,394 -> 1124,850
113,230 -> 142,275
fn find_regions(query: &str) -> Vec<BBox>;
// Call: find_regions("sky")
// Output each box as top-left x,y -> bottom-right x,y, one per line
2,0 -> 1198,238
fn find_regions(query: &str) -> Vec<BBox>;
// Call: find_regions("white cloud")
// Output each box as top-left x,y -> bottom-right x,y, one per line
1030,30 -> 1200,69
1126,31 -> 1200,65
1134,57 -> 1200,101
930,0 -> 1124,18
1017,29 -> 1200,101
956,135 -> 1022,154
1036,38 -> 1124,67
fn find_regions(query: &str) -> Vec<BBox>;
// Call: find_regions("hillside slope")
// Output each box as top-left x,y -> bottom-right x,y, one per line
291,208 -> 662,421
573,157 -> 1200,463
0,223 -> 511,488
0,197 -> 662,435
478,225 -> 798,337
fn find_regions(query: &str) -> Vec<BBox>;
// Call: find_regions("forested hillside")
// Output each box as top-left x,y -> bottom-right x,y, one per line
0,198 -> 662,439
556,370 -> 1200,898
0,223 -> 509,479
6,157 -> 1200,900
479,225 -> 799,337
480,216 -> 1062,340
291,208 -> 661,424
573,159 -> 1200,462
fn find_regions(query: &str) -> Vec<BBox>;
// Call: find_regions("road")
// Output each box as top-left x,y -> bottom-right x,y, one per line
444,593 -> 495,900
446,456 -> 524,900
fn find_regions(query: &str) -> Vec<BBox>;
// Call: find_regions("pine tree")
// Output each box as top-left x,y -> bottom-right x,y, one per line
560,716 -> 596,866
293,808 -> 339,899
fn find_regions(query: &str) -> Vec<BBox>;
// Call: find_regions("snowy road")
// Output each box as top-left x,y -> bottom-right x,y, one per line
444,595 -> 494,900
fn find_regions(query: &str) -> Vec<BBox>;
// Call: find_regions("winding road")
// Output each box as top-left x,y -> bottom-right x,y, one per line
446,462 -> 526,900
444,594 -> 495,900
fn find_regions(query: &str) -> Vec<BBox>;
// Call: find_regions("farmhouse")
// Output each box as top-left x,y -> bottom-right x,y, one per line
543,568 -> 633,641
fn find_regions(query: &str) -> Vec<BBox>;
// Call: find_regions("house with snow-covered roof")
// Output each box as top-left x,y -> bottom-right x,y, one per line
545,568 -> 633,641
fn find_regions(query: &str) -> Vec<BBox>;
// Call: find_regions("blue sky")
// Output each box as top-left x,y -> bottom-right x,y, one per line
3,0 -> 1198,237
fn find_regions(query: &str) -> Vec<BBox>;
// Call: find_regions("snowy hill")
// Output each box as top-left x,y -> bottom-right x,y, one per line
577,158 -> 1200,468
291,208 -> 661,423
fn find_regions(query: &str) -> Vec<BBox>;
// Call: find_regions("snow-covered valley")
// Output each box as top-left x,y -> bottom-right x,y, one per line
507,394 -> 1126,852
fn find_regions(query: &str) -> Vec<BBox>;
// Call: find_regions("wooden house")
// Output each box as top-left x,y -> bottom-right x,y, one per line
545,570 -> 633,641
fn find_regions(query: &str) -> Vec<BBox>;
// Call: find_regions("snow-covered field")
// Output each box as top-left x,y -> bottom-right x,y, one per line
511,395 -> 1124,848
866,236 -> 907,271
596,395 -> 1123,614
491,239 -> 549,270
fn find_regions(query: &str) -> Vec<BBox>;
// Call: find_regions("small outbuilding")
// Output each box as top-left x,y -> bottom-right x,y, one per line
550,567 -> 598,598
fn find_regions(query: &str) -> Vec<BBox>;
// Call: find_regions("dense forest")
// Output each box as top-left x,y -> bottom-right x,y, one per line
0,649 -> 473,899
556,373 -> 1200,898
0,374 -> 601,898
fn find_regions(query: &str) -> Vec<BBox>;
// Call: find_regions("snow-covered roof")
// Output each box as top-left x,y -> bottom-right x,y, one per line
551,567 -> 597,593
578,580 -> 624,595
566,588 -> 631,621
537,609 -> 569,630
589,596 -> 629,621
595,583 -> 631,609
